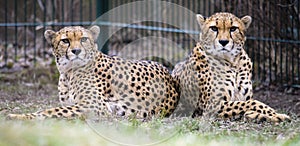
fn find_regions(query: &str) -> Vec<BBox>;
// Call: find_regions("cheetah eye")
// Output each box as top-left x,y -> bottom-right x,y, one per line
209,26 -> 218,32
81,37 -> 88,42
61,39 -> 69,44
230,26 -> 238,32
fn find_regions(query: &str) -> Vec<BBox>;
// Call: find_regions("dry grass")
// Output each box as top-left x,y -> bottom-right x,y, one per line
0,67 -> 299,146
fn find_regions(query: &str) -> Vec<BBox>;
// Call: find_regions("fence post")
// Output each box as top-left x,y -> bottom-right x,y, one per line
96,0 -> 109,54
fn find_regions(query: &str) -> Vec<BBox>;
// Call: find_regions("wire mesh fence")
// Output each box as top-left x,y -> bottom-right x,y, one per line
0,0 -> 299,87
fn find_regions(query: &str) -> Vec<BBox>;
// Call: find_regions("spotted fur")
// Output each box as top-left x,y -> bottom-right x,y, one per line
172,12 -> 290,123
8,26 -> 180,120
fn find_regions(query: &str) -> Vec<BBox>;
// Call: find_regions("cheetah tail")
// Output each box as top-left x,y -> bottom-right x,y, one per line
7,105 -> 83,120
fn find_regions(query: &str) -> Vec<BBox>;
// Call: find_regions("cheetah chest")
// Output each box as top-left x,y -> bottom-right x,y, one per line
208,57 -> 239,101
62,65 -> 99,105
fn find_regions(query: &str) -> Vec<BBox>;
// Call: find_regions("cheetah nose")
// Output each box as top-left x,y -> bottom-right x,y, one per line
71,49 -> 81,55
219,40 -> 229,46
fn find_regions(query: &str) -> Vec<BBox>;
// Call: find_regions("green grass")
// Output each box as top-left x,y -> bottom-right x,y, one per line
0,118 -> 107,146
1,68 -> 299,146
0,116 -> 299,146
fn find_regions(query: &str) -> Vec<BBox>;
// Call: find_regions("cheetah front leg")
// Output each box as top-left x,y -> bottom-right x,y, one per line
218,100 -> 290,123
7,105 -> 83,120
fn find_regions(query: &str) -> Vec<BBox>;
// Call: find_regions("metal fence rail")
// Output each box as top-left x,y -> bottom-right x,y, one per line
0,0 -> 299,87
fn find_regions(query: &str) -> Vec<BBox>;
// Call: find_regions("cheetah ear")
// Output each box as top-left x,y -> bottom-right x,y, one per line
241,15 -> 252,29
44,30 -> 56,45
196,14 -> 206,27
89,25 -> 100,41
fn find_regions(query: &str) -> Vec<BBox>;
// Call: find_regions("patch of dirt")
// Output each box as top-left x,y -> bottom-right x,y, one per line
0,67 -> 59,115
253,86 -> 300,117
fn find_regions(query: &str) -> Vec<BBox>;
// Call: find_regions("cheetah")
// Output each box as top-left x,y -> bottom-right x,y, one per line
172,12 -> 290,123
8,26 -> 180,120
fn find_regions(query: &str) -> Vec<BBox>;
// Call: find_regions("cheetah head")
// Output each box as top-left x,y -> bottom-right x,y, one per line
196,12 -> 251,61
44,26 -> 100,73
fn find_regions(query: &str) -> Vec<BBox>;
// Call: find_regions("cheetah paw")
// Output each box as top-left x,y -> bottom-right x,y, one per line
244,111 -> 291,123
271,113 -> 291,123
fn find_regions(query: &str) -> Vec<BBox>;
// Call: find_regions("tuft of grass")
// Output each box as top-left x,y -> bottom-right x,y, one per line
0,118 -> 110,146
0,115 -> 299,146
